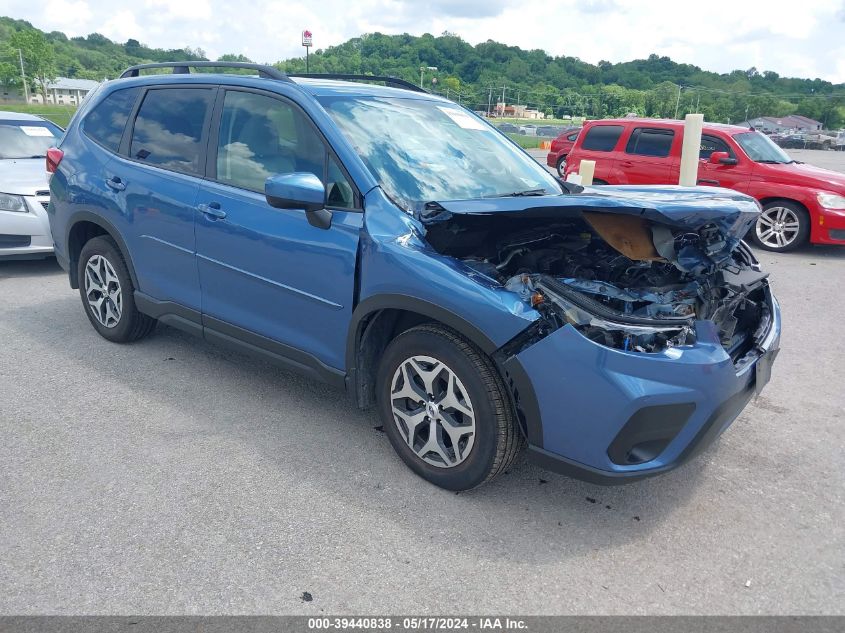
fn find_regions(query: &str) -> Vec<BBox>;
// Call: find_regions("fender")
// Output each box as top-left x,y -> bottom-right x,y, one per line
346,293 -> 499,370
744,180 -> 822,241
65,211 -> 139,289
345,293 -> 543,446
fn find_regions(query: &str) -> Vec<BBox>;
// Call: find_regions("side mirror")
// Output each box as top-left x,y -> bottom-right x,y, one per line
709,151 -> 738,165
265,172 -> 332,229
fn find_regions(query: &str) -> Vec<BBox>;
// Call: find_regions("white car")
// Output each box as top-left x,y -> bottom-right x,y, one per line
0,111 -> 63,259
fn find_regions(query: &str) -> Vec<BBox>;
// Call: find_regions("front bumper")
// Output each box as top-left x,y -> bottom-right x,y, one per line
504,293 -> 781,484
813,206 -> 845,245
0,195 -> 54,259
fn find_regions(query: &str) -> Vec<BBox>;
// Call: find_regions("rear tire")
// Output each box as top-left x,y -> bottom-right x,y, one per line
749,200 -> 809,252
77,236 -> 156,342
376,324 -> 524,490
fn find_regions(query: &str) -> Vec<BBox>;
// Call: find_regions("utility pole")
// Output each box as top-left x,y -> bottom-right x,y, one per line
501,85 -> 506,116
487,87 -> 492,117
419,66 -> 437,89
673,83 -> 682,119
18,49 -> 29,103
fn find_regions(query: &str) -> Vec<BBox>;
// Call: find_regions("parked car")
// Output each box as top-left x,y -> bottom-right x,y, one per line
495,122 -> 520,134
535,125 -> 561,138
565,118 -> 845,251
519,124 -> 537,136
48,62 -> 780,490
0,111 -> 63,259
545,126 -> 581,176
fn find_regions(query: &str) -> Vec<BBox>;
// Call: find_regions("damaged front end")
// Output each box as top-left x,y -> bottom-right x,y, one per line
421,187 -> 772,365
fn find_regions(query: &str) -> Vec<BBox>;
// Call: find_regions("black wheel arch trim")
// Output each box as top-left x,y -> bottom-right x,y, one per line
65,211 -> 139,290
346,294 -> 500,372
346,294 -> 544,445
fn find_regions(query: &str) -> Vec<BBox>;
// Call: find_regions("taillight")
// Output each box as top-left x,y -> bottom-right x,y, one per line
46,147 -> 64,175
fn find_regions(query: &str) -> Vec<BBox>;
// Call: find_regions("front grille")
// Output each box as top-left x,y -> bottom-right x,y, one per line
0,234 -> 32,248
40,201 -> 49,210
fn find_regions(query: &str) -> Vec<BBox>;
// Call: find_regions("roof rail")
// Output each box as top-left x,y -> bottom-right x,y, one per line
287,73 -> 427,94
119,61 -> 291,81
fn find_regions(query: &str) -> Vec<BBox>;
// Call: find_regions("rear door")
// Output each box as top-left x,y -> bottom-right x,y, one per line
572,124 -> 625,183
194,88 -> 362,372
111,85 -> 215,311
615,127 -> 677,185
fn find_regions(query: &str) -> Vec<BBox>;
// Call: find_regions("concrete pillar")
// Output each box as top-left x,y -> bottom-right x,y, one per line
579,160 -> 596,186
678,113 -> 704,187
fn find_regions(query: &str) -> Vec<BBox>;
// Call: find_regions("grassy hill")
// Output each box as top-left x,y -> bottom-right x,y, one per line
2,16 -> 843,127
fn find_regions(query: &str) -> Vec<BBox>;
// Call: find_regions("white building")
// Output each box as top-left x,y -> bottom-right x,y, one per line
1,77 -> 100,106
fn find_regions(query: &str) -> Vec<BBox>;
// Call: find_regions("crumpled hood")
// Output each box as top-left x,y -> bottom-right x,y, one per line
421,185 -> 761,273
0,159 -> 49,195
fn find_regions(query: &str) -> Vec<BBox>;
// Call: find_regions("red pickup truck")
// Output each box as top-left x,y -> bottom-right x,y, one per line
564,118 -> 845,251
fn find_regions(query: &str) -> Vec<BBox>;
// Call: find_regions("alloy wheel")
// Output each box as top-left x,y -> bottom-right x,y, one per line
84,254 -> 122,328
389,355 -> 476,468
756,206 -> 801,249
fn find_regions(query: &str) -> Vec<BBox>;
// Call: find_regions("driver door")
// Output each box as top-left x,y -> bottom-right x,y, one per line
194,88 -> 362,372
696,134 -> 752,194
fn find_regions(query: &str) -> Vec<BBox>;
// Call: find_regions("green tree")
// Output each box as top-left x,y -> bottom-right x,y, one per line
9,28 -> 57,102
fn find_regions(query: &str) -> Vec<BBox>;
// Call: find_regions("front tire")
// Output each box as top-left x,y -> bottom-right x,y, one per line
376,324 -> 524,491
750,200 -> 809,252
556,155 -> 567,177
77,236 -> 156,342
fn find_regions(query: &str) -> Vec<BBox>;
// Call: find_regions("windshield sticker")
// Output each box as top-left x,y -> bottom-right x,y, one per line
20,126 -> 55,137
437,106 -> 487,130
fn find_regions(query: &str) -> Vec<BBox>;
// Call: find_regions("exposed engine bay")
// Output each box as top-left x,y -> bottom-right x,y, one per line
423,208 -> 771,362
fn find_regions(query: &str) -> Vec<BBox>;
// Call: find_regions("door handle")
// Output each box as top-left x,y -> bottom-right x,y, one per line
197,202 -> 227,219
697,178 -> 720,186
106,176 -> 126,191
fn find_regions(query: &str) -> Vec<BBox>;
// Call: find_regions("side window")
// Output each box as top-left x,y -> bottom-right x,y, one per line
216,91 -> 356,208
581,125 -> 624,152
327,156 -> 354,208
699,135 -> 733,160
129,88 -> 214,175
625,128 -> 674,158
566,132 -> 579,141
82,87 -> 140,152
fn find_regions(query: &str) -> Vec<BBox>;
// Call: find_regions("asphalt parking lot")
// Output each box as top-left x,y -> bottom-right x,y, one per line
1,152 -> 844,615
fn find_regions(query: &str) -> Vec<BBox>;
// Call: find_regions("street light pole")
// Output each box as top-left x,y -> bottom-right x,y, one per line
18,49 -> 29,103
419,66 -> 437,89
674,83 -> 682,119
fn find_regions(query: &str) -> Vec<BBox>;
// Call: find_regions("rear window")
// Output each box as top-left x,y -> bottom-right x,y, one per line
581,125 -> 623,152
129,88 -> 214,175
0,120 -> 63,159
625,128 -> 674,157
82,87 -> 140,152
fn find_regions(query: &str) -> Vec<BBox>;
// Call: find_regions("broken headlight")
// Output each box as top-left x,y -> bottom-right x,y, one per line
507,273 -> 695,353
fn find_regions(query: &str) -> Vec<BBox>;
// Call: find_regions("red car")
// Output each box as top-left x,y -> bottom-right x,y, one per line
564,118 -> 845,252
545,126 -> 581,176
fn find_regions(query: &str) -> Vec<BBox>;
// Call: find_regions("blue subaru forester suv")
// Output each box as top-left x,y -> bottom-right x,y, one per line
48,62 -> 780,490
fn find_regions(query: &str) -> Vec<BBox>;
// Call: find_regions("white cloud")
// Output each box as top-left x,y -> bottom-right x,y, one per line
3,0 -> 844,81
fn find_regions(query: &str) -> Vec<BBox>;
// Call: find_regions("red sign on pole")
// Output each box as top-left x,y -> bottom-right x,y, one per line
302,30 -> 313,47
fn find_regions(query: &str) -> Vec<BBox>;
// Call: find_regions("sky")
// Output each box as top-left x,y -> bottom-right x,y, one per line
5,0 -> 845,82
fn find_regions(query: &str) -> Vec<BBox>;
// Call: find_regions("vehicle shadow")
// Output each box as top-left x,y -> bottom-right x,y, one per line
5,294 -> 710,565
0,257 -> 62,281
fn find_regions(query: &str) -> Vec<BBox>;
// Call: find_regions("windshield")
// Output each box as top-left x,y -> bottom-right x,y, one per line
0,120 -> 63,159
734,131 -> 792,163
319,96 -> 561,211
